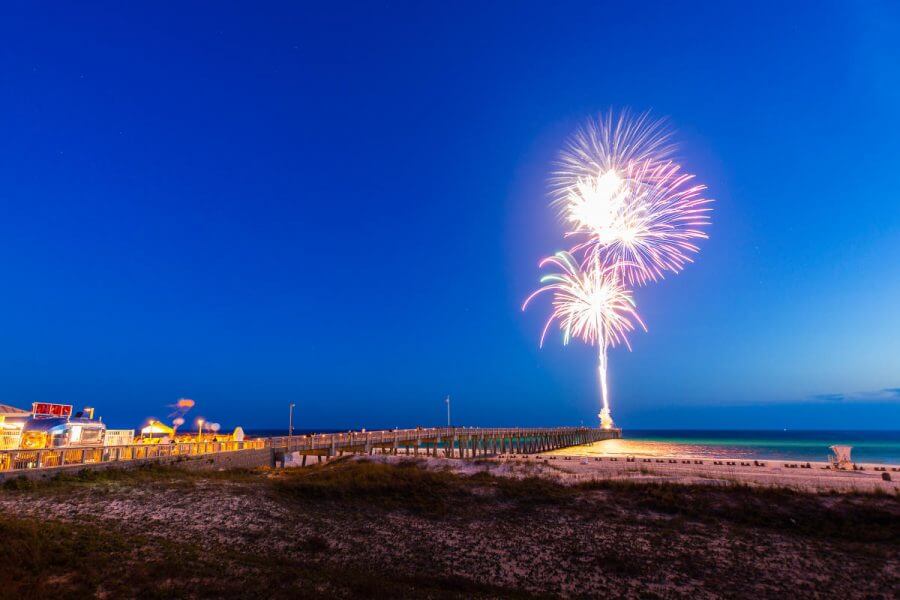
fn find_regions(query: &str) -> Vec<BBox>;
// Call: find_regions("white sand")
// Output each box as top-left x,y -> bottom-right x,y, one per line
535,441 -> 900,493
346,448 -> 899,494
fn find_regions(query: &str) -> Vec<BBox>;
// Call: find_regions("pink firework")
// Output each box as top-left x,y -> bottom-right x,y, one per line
522,251 -> 644,349
551,110 -> 712,285
551,109 -> 676,191
526,109 -> 712,429
522,251 -> 646,429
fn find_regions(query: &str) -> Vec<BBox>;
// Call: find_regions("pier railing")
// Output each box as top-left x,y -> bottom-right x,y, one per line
268,426 -> 616,461
0,439 -> 266,473
0,426 -> 617,475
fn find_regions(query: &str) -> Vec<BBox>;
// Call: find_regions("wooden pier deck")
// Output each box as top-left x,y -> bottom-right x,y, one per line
270,426 -> 619,466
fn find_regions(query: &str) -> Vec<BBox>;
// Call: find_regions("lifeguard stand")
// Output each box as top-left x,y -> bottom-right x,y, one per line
829,445 -> 853,470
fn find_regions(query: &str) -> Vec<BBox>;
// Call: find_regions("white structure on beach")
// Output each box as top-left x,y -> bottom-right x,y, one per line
830,445 -> 853,469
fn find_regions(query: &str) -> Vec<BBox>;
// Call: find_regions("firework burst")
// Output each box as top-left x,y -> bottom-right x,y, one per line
522,251 -> 645,428
551,110 -> 712,285
551,109 -> 676,192
525,109 -> 712,429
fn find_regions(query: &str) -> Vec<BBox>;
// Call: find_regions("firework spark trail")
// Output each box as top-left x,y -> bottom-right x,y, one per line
522,251 -> 645,427
550,109 -> 676,193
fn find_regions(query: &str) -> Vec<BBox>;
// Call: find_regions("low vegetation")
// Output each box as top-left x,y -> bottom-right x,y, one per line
1,458 -> 897,598
0,513 -> 531,599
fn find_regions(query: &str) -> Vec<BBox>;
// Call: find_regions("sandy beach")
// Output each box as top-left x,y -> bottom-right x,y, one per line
525,439 -> 900,493
280,438 -> 900,494
345,438 -> 900,493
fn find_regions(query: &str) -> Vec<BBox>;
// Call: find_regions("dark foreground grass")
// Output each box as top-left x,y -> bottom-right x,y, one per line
2,459 -> 897,598
577,478 -> 900,544
8,458 -> 898,542
270,458 -> 470,515
0,513 -> 535,599
268,458 -> 601,519
268,459 -> 900,543
2,461 -> 260,492
0,515 -> 234,598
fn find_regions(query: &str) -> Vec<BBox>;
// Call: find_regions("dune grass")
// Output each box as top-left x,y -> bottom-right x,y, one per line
1,461 -> 260,493
6,457 -> 898,543
0,511 -> 534,599
265,459 -> 900,542
1,458 -> 897,598
577,477 -> 899,543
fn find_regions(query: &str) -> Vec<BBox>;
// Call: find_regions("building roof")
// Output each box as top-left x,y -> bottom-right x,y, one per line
0,404 -> 31,417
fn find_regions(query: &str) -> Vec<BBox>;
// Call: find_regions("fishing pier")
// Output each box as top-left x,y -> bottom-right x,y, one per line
271,426 -> 617,466
0,426 -> 619,480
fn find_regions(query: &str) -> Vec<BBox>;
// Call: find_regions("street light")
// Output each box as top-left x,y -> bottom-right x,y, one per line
196,418 -> 204,442
289,403 -> 296,437
445,395 -> 451,428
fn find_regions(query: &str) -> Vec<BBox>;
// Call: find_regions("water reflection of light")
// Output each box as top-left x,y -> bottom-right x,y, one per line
545,435 -> 900,464
550,439 -> 754,459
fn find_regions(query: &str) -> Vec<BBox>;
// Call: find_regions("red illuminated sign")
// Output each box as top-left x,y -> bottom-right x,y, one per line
32,403 -> 73,417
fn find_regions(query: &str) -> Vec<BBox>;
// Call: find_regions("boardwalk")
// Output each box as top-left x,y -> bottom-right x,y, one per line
0,438 -> 267,475
0,426 -> 618,478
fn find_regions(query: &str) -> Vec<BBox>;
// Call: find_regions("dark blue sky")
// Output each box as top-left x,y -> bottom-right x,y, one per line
1,2 -> 898,430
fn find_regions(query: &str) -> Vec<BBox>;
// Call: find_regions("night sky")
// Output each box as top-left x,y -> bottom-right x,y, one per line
1,2 -> 898,430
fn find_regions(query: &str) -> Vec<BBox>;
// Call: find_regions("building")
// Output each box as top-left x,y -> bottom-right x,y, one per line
0,404 -> 31,449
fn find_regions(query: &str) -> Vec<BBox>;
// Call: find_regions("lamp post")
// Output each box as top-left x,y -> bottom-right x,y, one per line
445,395 -> 451,428
289,403 -> 295,437
196,418 -> 204,442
